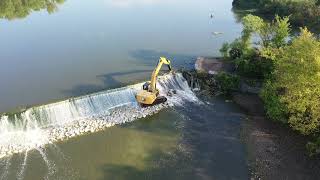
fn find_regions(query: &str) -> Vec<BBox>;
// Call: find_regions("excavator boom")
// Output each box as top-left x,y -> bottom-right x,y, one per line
135,57 -> 172,105
150,57 -> 172,93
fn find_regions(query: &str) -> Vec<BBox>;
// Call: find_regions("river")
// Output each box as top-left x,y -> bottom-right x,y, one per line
0,0 -> 247,179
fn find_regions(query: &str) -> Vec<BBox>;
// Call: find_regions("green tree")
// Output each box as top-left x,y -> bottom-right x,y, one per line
216,72 -> 240,95
219,42 -> 230,59
222,15 -> 289,78
241,14 -> 291,48
272,15 -> 291,48
261,28 -> 320,135
241,14 -> 264,49
232,0 -> 320,33
0,0 -> 65,20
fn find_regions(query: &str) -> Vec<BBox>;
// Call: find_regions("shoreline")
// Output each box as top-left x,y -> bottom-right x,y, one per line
193,56 -> 320,179
235,93 -> 320,180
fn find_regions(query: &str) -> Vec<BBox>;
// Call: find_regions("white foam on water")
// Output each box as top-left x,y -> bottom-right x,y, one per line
36,147 -> 56,180
0,156 -> 12,180
0,73 -> 199,160
17,150 -> 28,180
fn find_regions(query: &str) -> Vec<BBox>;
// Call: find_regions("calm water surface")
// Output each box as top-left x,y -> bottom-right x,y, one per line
0,0 -> 248,179
0,0 -> 241,112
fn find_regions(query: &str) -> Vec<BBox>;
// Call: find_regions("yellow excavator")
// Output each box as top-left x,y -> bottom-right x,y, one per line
136,57 -> 173,106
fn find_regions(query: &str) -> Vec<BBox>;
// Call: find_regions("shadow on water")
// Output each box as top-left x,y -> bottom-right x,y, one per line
130,49 -> 197,69
62,70 -> 152,97
99,96 -> 250,180
62,49 -> 196,97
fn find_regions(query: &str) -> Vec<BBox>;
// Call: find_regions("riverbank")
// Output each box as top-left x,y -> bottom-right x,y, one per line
234,93 -> 320,180
193,57 -> 320,179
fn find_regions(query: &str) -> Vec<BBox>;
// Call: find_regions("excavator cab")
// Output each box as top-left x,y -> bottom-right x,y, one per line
142,82 -> 151,91
136,57 -> 172,106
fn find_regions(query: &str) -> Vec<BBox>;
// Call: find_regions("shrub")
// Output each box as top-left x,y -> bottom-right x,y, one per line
230,38 -> 249,58
229,47 -> 242,60
220,15 -> 265,60
219,42 -> 230,59
307,137 -> 320,156
232,0 -> 320,33
242,14 -> 291,48
235,50 -> 274,79
272,15 -> 291,48
215,72 -> 240,94
261,28 -> 320,135
260,80 -> 287,123
219,15 -> 289,79
241,14 -> 265,50
0,0 -> 65,20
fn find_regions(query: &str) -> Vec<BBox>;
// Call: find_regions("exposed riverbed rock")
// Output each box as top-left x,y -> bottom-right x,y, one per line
235,93 -> 320,180
239,80 -> 262,94
195,57 -> 235,74
195,57 -> 224,74
193,57 -> 262,95
232,93 -> 264,116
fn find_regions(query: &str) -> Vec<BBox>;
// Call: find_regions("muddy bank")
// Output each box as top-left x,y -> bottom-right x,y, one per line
234,93 -> 320,180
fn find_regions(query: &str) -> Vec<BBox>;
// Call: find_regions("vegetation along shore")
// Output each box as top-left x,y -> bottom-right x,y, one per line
188,1 -> 320,178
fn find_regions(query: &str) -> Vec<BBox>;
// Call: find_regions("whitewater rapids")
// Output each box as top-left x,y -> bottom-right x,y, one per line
0,73 -> 199,159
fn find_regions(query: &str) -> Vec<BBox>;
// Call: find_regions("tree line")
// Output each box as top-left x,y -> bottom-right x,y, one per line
220,14 -> 320,155
0,0 -> 65,20
232,0 -> 320,33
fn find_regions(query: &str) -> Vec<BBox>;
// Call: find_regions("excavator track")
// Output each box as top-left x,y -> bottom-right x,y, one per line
141,96 -> 167,107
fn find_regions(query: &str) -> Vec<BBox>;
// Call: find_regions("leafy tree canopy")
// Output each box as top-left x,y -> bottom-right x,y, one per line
232,0 -> 320,33
0,0 -> 65,20
262,28 -> 320,135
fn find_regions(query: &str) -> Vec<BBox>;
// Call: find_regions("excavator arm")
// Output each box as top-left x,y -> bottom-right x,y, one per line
150,57 -> 172,93
135,57 -> 173,106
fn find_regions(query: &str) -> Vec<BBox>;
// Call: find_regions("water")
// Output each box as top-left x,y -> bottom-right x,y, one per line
0,73 -> 196,157
0,0 -> 248,179
0,0 -> 241,112
0,73 -> 249,179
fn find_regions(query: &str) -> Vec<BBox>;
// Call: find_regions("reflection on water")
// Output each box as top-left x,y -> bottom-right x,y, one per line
0,0 -> 242,112
0,0 -> 65,20
0,1 -> 248,179
105,0 -> 175,7
130,49 -> 196,68
62,69 -> 153,96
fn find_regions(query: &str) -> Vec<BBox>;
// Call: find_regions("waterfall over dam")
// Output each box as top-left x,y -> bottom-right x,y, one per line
0,73 -> 199,158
